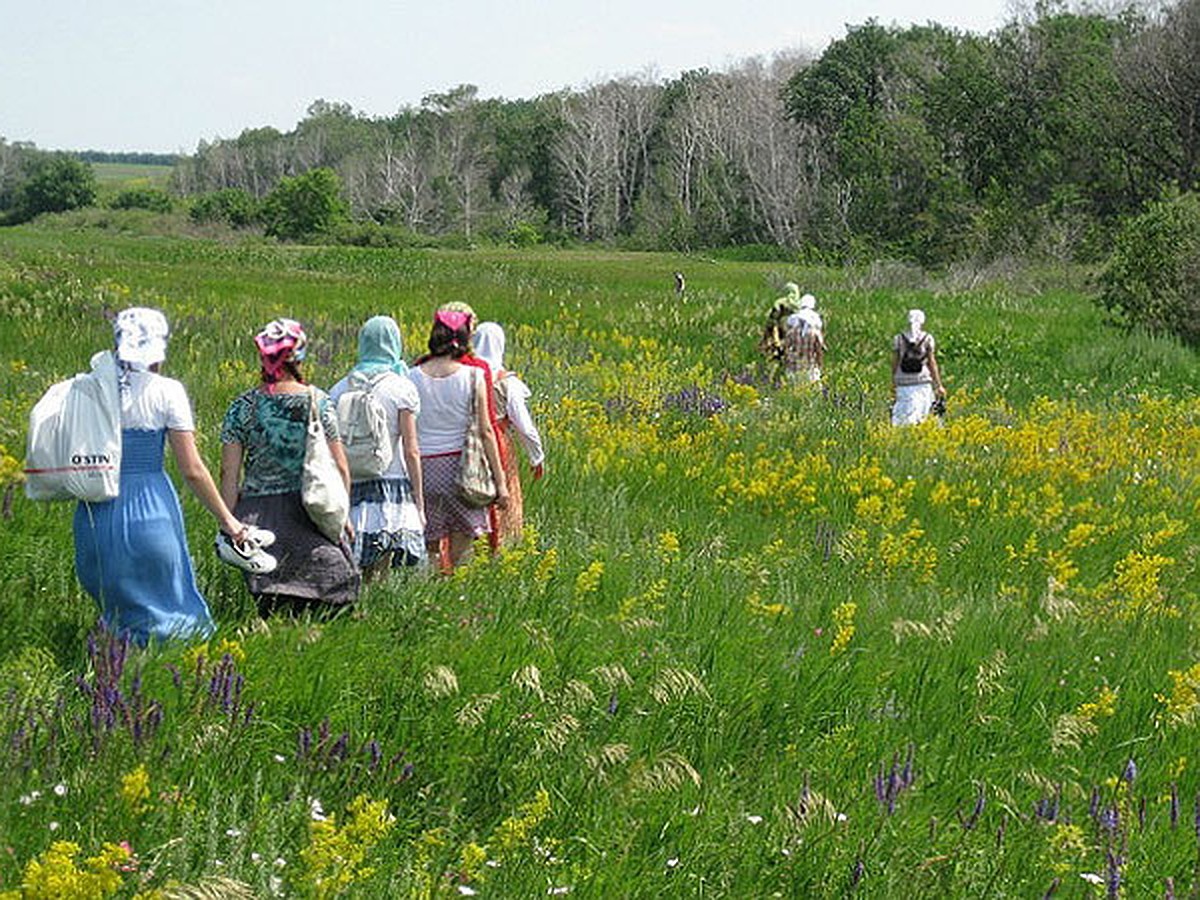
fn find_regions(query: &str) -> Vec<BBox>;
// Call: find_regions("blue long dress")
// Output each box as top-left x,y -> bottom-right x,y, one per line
73,428 -> 215,644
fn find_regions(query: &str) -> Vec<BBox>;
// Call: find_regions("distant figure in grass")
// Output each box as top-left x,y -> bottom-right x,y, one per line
783,293 -> 825,384
328,315 -> 426,580
890,308 -> 946,426
759,282 -> 802,380
74,307 -> 252,644
472,322 -> 545,544
674,271 -> 686,296
220,318 -> 360,617
408,308 -> 508,572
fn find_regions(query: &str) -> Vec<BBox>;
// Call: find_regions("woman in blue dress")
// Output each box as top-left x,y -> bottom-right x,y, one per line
74,307 -> 251,644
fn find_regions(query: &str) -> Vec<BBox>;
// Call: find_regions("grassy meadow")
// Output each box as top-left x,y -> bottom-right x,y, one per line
0,220 -> 1199,897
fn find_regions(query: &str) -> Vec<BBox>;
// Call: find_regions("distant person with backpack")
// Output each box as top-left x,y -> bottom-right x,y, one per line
472,322 -> 545,544
73,308 -> 262,644
220,318 -> 360,617
783,293 -> 825,384
891,309 -> 946,425
328,316 -> 426,577
759,282 -> 802,381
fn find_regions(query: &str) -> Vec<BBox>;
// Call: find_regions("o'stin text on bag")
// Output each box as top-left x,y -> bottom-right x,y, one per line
72,453 -> 111,465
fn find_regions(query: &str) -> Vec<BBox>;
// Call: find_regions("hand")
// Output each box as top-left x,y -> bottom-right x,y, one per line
343,520 -> 356,542
222,520 -> 248,544
531,463 -> 545,481
494,488 -> 510,510
936,384 -> 947,398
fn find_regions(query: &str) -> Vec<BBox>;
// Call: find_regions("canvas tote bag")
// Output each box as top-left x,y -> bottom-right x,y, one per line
301,388 -> 350,542
456,368 -> 497,508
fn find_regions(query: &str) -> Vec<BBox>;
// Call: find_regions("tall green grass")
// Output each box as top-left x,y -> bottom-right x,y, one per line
0,226 -> 1197,896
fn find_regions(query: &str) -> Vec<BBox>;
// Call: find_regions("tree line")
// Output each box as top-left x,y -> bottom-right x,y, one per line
157,1 -> 1200,265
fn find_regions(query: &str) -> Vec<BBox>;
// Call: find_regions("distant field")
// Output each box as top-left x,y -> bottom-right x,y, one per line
0,226 -> 1198,896
90,161 -> 173,187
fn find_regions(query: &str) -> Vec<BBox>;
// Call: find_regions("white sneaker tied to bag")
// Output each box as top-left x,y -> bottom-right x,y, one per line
215,526 -> 278,574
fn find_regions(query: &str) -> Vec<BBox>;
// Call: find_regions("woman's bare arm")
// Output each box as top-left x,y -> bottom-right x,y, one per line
169,430 -> 242,536
399,409 -> 424,520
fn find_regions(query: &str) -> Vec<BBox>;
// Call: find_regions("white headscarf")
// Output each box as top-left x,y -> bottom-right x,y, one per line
472,321 -> 506,375
114,307 -> 169,371
907,309 -> 926,341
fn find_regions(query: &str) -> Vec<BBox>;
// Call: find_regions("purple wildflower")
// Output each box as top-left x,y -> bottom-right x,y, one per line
1105,850 -> 1121,899
1122,758 -> 1137,785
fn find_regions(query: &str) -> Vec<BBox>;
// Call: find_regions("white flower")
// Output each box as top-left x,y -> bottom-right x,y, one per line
666,857 -> 680,868
485,860 -> 501,868
309,798 -> 326,821
836,813 -> 848,822
225,828 -> 242,837
214,859 -> 225,867
53,783 -> 68,797
251,852 -> 262,863
48,821 -> 59,831
746,815 -> 764,825
273,754 -> 286,763
548,888 -> 572,896
273,857 -> 287,869
686,805 -> 702,816
19,794 -> 34,806
457,887 -> 478,897
1080,873 -> 1104,886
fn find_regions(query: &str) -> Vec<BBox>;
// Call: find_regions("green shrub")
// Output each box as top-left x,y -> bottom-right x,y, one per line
1099,191 -> 1200,346
109,186 -> 173,213
188,188 -> 259,227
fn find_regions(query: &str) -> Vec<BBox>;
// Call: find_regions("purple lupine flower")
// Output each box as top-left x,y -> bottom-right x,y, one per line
1105,850 -> 1121,899
299,727 -> 312,759
901,744 -> 915,789
1170,783 -> 1179,829
1138,795 -> 1146,830
368,740 -> 382,772
1100,805 -> 1119,836
1122,759 -> 1137,785
167,664 -> 182,691
1165,876 -> 1175,900
1090,786 -> 1101,821
849,857 -> 865,889
1193,792 -> 1200,844
607,693 -> 619,715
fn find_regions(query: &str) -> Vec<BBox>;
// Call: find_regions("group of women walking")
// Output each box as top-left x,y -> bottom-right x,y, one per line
74,303 -> 544,645
761,286 -> 947,426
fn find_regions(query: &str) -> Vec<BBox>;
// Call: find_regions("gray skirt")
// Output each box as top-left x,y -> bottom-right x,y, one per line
234,491 -> 360,606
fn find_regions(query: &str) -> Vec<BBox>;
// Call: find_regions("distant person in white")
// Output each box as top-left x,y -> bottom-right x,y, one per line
890,309 -> 946,425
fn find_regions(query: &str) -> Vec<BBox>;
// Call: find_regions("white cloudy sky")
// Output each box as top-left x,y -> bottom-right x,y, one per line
2,0 -> 1015,153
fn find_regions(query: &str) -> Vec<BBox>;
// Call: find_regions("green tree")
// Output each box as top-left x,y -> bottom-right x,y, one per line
1099,191 -> 1200,346
260,168 -> 348,241
12,154 -> 96,222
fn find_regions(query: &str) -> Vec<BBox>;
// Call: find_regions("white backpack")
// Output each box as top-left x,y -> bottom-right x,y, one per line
335,371 -> 393,479
24,351 -> 123,502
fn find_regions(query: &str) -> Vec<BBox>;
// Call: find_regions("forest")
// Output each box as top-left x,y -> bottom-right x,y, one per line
4,1 -> 1200,269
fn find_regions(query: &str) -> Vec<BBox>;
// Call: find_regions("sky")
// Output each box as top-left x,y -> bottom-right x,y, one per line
2,0 -> 1015,154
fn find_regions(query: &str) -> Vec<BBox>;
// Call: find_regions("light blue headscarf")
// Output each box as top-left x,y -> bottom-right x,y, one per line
354,315 -> 408,376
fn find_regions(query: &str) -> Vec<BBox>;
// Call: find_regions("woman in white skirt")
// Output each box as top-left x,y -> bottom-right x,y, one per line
890,309 -> 946,425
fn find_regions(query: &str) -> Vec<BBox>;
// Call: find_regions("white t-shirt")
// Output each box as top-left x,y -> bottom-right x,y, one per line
407,365 -> 477,455
328,370 -> 421,479
120,370 -> 195,431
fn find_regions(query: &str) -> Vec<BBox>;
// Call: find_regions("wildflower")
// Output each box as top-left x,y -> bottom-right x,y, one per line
830,602 -> 857,656
120,764 -> 151,815
1122,759 -> 1137,784
666,857 -> 680,868
53,783 -> 67,797
299,794 -> 396,899
458,888 -> 478,897
746,815 -> 763,825
1081,873 -> 1104,885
